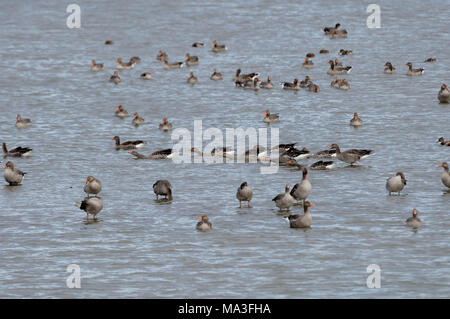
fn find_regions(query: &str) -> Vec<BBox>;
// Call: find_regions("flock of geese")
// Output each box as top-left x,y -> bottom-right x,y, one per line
3,22 -> 450,231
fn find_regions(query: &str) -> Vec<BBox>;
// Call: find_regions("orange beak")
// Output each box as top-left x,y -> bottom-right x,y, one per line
86,180 -> 90,185
439,163 -> 443,167
115,107 -> 120,112
17,116 -> 21,120
3,165 -> 7,169
198,217 -> 202,221
309,203 -> 316,207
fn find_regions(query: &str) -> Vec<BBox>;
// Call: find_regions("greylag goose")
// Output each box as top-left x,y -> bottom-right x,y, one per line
350,113 -> 363,126
210,69 -> 223,80
80,196 -> 103,220
306,149 -> 337,159
84,176 -> 102,197
384,62 -> 396,74
140,72 -> 152,80
211,147 -> 234,157
327,60 -> 352,75
234,69 -> 260,84
257,144 -> 297,162
243,78 -> 261,90
285,201 -> 315,228
115,105 -> 129,118
236,182 -> 253,208
405,62 -> 424,75
192,42 -> 204,47
187,72 -> 198,84
15,115 -> 31,128
3,161 -> 25,186
164,60 -> 183,69
331,77 -> 350,90
115,58 -> 135,70
260,76 -> 274,89
272,184 -> 294,211
306,53 -> 315,58
306,82 -> 320,93
156,50 -> 168,61
281,78 -> 300,90
436,137 -> 450,146
438,84 -> 449,103
263,110 -> 280,123
132,112 -> 145,126
153,180 -> 172,200
320,49 -> 329,54
386,172 -> 407,195
185,53 -> 198,66
328,144 -> 373,166
290,168 -> 312,205
439,162 -> 450,188
323,23 -> 341,34
159,118 -> 173,131
328,25 -> 348,38
196,215 -> 212,231
112,136 -> 144,150
105,40 -> 113,45
309,160 -> 336,170
406,209 -> 422,228
339,49 -> 353,55
91,60 -> 104,71
128,149 -> 174,160
130,56 -> 141,64
300,76 -> 313,88
302,58 -> 314,69
284,147 -> 310,161
110,71 -> 121,84
424,58 -> 436,62
3,143 -> 32,157
212,40 -> 227,52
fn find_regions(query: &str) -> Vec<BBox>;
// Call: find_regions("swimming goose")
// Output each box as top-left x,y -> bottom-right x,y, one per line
192,42 -> 204,47
327,60 -> 352,75
185,53 -> 199,66
300,76 -> 313,88
110,71 -> 121,84
236,181 -> 253,208
196,215 -> 212,231
243,77 -> 261,90
323,23 -> 341,34
339,49 -> 353,55
384,62 -> 396,74
424,58 -> 436,62
210,69 -> 223,80
3,161 -> 25,185
285,201 -> 315,228
128,149 -> 174,160
257,143 -> 296,162
281,78 -> 300,90
439,162 -> 450,188
328,144 -> 373,166
2,143 -> 32,157
105,40 -> 113,45
234,69 -> 260,83
130,57 -> 141,64
350,113 -> 363,126
153,180 -> 173,200
140,72 -> 152,80
80,196 -> 103,220
115,58 -> 135,70
156,50 -> 168,61
91,60 -> 104,71
306,82 -> 320,93
15,115 -> 31,128
406,209 -> 422,228
331,77 -> 350,90
290,168 -> 312,205
328,26 -> 348,39
164,60 -> 183,69
302,58 -> 314,69
272,184 -> 294,211
211,147 -> 235,158
187,72 -> 198,84
84,176 -> 102,197
320,49 -> 329,54
386,172 -> 407,195
405,62 -> 424,75
132,112 -> 145,126
306,53 -> 315,58
436,137 -> 450,146
260,76 -> 274,89
263,110 -> 280,123
115,105 -> 129,118
112,136 -> 144,150
438,84 -> 449,103
212,40 -> 227,52
159,118 -> 173,131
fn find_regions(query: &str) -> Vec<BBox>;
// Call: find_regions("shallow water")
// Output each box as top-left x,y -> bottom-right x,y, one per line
0,0 -> 449,298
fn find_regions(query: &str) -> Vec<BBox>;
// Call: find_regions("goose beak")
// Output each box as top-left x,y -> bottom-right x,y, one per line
439,163 -> 443,167
86,180 -> 90,185
309,203 -> 316,207
198,217 -> 202,221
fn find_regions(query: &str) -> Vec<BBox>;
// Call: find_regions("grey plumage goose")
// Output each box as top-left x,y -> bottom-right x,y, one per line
132,112 -> 145,126
439,162 -> 450,188
185,53 -> 199,66
163,60 -> 183,69
115,105 -> 129,118
285,201 -> 315,228
236,181 -> 253,208
159,118 -> 173,131
210,69 -> 223,80
128,149 -> 173,160
187,72 -> 198,84
153,180 -> 173,200
328,144 -> 373,166
80,196 -> 103,220
384,62 -> 396,74
436,137 -> 450,146
386,172 -> 407,195
406,209 -> 422,228
212,40 -> 227,52
15,115 -> 31,128
260,76 -> 274,89
196,215 -> 212,231
3,142 -> 32,157
3,161 -> 26,185
350,113 -> 363,126
112,136 -> 144,150
438,84 -> 449,103
272,184 -> 294,211
114,58 -> 135,70
91,60 -> 104,71
110,71 -> 121,84
327,60 -> 352,75
263,110 -> 280,123
290,168 -> 312,205
84,176 -> 102,197
405,62 -> 424,75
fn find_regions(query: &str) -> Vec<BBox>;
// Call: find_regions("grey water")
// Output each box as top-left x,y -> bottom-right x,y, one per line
0,0 -> 449,298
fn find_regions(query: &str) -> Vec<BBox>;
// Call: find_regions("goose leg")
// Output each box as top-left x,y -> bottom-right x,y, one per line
239,201 -> 242,208
248,201 -> 251,208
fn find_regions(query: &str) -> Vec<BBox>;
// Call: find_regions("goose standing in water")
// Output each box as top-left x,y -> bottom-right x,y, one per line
406,209 -> 422,228
236,181 -> 253,208
196,216 -> 212,231
263,110 -> 280,123
405,62 -> 424,75
285,201 -> 315,228
260,76 -> 274,89
436,137 -> 450,146
185,53 -> 199,66
290,168 -> 312,205
112,136 -> 144,150
350,113 -> 363,126
187,72 -> 198,84
91,60 -> 104,71
110,71 -> 121,84
386,172 -> 407,195
384,62 -> 396,74
438,84 -> 449,103
272,184 -> 294,211
159,118 -> 173,131
212,40 -> 227,52
115,105 -> 129,118
3,161 -> 25,186
80,196 -> 103,220
153,180 -> 173,200
210,69 -> 223,80
128,149 -> 174,160
438,162 -> 450,188
140,71 -> 152,80
328,144 -> 373,166
15,115 -> 31,128
2,143 -> 32,158
132,112 -> 145,126
84,176 -> 102,197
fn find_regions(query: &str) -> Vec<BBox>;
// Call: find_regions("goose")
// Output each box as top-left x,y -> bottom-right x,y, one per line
323,23 -> 341,34
284,147 -> 310,161
384,62 -> 396,74
159,118 -> 173,131
338,79 -> 350,90
438,84 -> 449,103
156,50 -> 168,61
187,72 -> 198,84
196,215 -> 212,231
129,56 -> 141,64
212,40 -> 227,52
328,144 -> 373,166
272,184 -> 294,211
115,105 -> 129,118
350,112 -> 363,126
285,201 -> 315,228
2,142 -> 32,157
257,143 -> 296,162
114,58 -> 135,70
91,60 -> 104,71
328,27 -> 348,39
290,168 -> 312,205
210,69 -> 223,80
438,162 -> 450,188
80,196 -> 103,220
319,49 -> 329,54
309,160 -> 336,170
339,49 -> 353,55
132,112 -> 145,126
211,147 -> 234,157
386,172 -> 407,195
302,58 -> 314,69
436,137 -> 450,146
405,62 -> 424,75
300,76 -> 313,88
424,58 -> 436,62
110,71 -> 121,84
236,182 -> 253,208
306,53 -> 315,58
15,115 -> 31,128
243,77 -> 261,90
153,180 -> 173,200
306,82 -> 320,93
327,60 -> 352,75
185,53 -> 198,66
140,71 -> 152,80
263,110 -> 280,123
406,209 -> 422,228
164,60 -> 183,69
84,176 -> 102,197
192,42 -> 204,47
306,149 -> 337,159
281,78 -> 300,90
3,161 -> 25,185
128,149 -> 174,160
112,136 -> 144,150
233,69 -> 259,83
260,76 -> 274,89
104,40 -> 113,45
